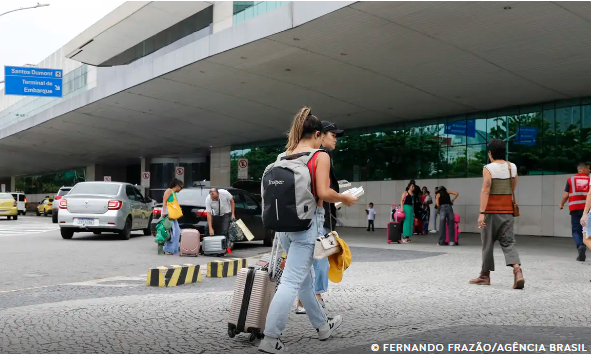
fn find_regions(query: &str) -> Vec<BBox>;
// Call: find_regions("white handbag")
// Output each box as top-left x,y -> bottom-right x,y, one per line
313,231 -> 342,260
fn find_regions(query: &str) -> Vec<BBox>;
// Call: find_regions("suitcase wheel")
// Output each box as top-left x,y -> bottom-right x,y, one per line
248,332 -> 257,342
228,328 -> 236,338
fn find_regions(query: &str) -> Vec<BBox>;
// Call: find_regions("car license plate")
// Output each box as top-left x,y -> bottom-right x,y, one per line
76,218 -> 96,227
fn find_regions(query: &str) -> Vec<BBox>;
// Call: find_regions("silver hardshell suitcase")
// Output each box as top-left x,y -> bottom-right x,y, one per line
227,266 -> 276,342
202,235 -> 227,256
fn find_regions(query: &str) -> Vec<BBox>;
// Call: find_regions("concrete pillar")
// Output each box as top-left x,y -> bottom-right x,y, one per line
10,176 -> 15,192
210,146 -> 231,186
86,165 -> 96,182
213,1 -> 233,33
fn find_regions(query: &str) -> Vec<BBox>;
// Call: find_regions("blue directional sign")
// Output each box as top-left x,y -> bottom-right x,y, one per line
445,120 -> 476,138
515,126 -> 538,146
4,66 -> 63,97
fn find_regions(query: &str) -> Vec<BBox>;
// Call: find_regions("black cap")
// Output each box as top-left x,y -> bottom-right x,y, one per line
321,120 -> 344,137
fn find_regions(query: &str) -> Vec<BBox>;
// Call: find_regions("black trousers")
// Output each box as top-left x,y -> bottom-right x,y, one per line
210,213 -> 231,236
367,220 -> 375,231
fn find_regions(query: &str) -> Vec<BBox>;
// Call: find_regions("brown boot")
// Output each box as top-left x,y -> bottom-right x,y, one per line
469,271 -> 490,285
513,267 -> 525,289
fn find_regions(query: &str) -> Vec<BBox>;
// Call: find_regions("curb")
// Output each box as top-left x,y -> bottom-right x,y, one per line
206,258 -> 247,278
147,264 -> 202,287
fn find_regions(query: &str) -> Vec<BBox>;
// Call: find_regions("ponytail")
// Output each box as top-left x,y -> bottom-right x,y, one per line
285,106 -> 322,151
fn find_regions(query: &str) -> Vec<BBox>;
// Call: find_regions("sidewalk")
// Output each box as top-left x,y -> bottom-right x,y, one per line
1,228 -> 590,354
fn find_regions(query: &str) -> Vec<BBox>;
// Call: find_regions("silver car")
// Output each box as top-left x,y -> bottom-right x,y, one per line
58,182 -> 154,240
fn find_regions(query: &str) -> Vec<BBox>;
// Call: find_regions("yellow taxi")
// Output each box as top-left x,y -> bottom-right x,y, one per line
0,193 -> 18,220
37,197 -> 54,217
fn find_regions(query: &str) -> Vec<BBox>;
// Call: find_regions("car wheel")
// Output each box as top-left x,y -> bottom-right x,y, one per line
52,214 -> 58,223
61,229 -> 74,239
119,217 -> 132,240
263,229 -> 274,247
143,217 -> 152,236
36,210 -> 41,216
44,211 -> 48,217
13,215 -> 18,221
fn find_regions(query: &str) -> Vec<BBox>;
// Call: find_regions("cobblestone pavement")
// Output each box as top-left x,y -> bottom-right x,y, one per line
1,228 -> 590,354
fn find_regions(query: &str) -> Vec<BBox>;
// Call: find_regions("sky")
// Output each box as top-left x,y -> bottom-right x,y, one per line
0,0 -> 126,82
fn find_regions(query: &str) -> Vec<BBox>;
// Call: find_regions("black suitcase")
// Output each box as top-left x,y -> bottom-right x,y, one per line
387,222 -> 402,244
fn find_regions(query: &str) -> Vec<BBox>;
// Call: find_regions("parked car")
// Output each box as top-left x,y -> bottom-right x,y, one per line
52,186 -> 72,223
0,193 -> 18,220
37,197 -> 53,217
231,180 -> 262,203
58,182 -> 155,240
150,186 -> 273,250
10,192 -> 27,215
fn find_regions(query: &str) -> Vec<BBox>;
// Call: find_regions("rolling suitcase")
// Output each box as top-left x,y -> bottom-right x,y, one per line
445,214 -> 461,244
203,235 -> 228,256
387,205 -> 403,244
179,229 -> 201,257
387,222 -> 402,244
227,266 -> 276,342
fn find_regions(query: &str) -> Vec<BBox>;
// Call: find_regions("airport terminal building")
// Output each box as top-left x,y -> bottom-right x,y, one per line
2,1 -> 591,236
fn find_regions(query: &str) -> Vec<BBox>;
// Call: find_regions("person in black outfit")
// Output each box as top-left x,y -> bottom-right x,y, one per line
295,120 -> 344,314
436,186 -> 459,246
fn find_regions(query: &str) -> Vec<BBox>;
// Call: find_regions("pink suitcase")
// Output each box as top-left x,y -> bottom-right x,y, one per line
445,214 -> 461,243
179,229 -> 201,256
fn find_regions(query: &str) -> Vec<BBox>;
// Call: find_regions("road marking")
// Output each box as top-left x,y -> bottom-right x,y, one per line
0,285 -> 53,293
0,252 -> 273,291
0,222 -> 59,237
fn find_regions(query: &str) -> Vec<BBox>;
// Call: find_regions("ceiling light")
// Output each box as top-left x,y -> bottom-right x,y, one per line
294,38 -> 300,41
200,71 -> 205,73
504,6 -> 511,10
285,69 -> 291,72
241,57 -> 247,59
241,82 -> 246,84
341,53 -> 347,56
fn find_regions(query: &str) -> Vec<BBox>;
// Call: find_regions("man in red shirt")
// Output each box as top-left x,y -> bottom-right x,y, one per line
559,162 -> 591,262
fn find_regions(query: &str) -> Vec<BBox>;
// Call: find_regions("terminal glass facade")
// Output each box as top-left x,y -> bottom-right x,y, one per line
15,168 -> 86,195
233,1 -> 291,25
230,97 -> 591,184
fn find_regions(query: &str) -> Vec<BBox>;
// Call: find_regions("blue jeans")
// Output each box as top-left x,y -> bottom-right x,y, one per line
163,219 -> 180,254
571,211 -> 584,248
264,208 -> 328,338
312,228 -> 330,294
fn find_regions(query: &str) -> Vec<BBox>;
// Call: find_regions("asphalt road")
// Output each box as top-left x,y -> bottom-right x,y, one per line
0,215 -> 270,292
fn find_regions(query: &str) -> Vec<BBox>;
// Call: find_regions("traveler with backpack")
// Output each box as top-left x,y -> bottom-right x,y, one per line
259,107 -> 358,354
295,120 -> 344,314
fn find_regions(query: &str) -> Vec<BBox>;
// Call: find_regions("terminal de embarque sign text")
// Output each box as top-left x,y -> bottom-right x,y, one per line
4,66 -> 63,98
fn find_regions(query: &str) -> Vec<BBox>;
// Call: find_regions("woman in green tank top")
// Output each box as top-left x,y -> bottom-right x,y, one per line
162,178 -> 183,255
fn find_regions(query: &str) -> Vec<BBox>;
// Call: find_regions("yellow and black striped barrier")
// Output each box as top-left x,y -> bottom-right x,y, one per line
147,264 -> 202,287
206,258 -> 247,278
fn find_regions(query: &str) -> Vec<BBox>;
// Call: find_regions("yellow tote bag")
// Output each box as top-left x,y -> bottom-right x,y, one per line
167,192 -> 183,220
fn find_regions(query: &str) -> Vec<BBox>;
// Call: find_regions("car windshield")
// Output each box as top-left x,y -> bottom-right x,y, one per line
176,189 -> 208,205
0,193 -> 13,200
57,189 -> 71,196
69,183 -> 120,196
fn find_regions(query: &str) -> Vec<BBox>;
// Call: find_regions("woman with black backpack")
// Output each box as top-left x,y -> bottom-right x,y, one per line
258,107 -> 359,354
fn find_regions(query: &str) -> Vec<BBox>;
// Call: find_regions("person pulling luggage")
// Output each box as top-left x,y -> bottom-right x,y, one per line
205,188 -> 235,239
258,107 -> 358,354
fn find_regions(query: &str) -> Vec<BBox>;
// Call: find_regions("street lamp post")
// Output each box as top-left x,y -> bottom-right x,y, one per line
0,3 -> 50,18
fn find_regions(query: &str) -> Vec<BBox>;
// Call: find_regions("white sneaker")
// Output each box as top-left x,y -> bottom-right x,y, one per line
316,315 -> 343,341
295,305 -> 306,314
430,230 -> 437,233
259,336 -> 289,354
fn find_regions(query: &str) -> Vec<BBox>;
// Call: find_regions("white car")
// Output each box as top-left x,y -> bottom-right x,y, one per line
58,182 -> 154,240
10,192 -> 27,215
